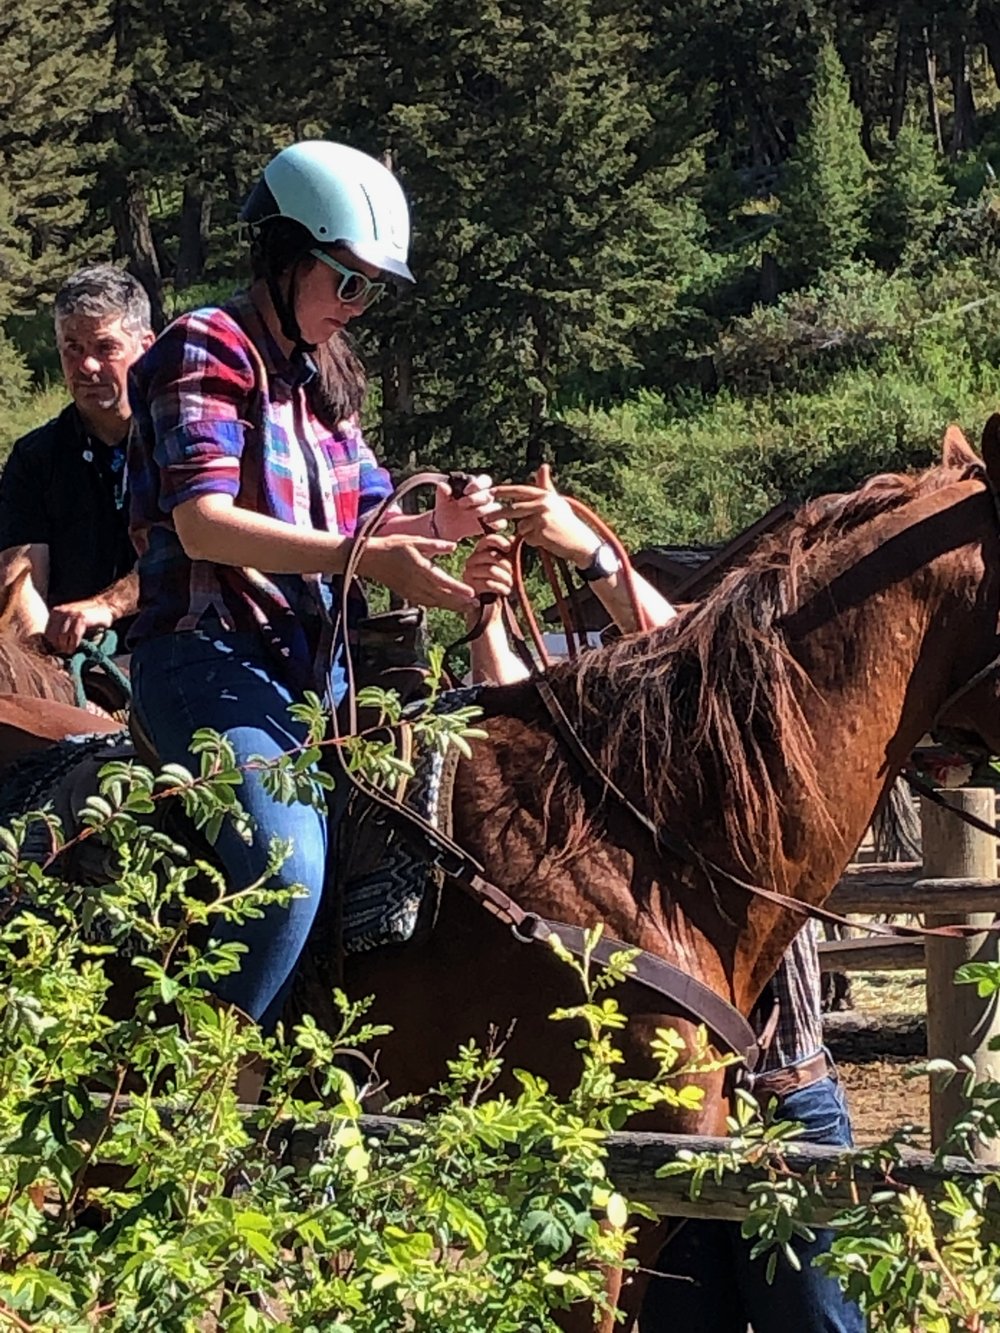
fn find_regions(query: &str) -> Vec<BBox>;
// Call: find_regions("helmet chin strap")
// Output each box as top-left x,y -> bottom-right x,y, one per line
265,252 -> 316,360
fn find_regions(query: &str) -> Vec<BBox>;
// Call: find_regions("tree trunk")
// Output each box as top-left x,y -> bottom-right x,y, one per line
380,324 -> 416,473
110,179 -> 166,330
889,14 -> 912,140
524,310 -> 550,477
380,327 -> 417,610
103,3 -> 166,327
759,250 -> 781,305
950,30 -> 976,154
922,23 -> 944,154
981,5 -> 1000,90
175,178 -> 211,290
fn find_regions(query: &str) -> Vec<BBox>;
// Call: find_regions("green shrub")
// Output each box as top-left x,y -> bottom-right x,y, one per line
0,327 -> 33,415
0,698 -> 722,1331
0,383 -> 67,463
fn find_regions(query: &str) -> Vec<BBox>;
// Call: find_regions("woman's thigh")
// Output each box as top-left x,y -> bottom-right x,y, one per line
131,631 -> 327,887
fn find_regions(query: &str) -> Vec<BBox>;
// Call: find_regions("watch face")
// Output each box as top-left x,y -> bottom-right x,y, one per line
594,542 -> 621,577
579,542 -> 621,581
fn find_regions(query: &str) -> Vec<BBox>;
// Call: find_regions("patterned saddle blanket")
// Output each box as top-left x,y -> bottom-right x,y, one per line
0,703 -> 470,958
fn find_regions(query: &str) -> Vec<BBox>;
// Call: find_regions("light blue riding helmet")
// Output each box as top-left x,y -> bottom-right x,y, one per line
240,140 -> 414,284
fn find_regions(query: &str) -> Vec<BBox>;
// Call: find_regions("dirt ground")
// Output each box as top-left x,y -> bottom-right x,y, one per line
839,1059 -> 931,1146
828,970 -> 931,1147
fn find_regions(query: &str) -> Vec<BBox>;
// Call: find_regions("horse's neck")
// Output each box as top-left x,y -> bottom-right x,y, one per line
789,487 -> 992,883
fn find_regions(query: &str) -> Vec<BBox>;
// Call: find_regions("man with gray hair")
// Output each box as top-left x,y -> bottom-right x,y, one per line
0,264 -> 155,653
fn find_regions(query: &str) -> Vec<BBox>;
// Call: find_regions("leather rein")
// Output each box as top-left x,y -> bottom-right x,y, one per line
328,468 -> 1000,1069
331,472 -> 759,1068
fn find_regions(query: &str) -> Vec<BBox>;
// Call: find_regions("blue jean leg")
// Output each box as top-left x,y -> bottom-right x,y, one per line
131,631 -> 334,1030
639,1074 -> 866,1333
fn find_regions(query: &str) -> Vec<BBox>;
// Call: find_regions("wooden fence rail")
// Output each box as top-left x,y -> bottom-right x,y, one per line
343,1115 -> 995,1224
816,789 -> 1000,1156
600,1131 -> 992,1224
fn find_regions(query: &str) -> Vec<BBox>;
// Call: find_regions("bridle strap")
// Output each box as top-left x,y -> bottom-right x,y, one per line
927,648 -> 1000,738
326,477 -> 759,1064
330,738 -> 759,1064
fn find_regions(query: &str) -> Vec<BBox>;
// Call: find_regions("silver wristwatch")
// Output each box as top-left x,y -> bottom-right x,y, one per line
576,541 -> 622,583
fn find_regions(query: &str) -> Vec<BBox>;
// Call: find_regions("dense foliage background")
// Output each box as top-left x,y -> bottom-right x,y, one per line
6,1 -> 1000,542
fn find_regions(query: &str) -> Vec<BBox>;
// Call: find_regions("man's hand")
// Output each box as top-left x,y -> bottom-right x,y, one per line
44,599 -> 115,655
492,484 -> 598,566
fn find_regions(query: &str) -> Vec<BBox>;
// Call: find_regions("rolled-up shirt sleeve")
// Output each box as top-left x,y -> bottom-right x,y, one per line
142,311 -> 258,512
357,437 -> 395,517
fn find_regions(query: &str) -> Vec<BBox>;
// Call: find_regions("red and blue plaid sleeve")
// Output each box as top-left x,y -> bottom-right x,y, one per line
143,309 -> 260,512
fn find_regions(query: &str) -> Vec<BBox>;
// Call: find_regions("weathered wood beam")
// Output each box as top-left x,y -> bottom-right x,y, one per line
599,1130 -> 988,1224
818,935 -> 924,972
277,1115 -> 995,1225
831,865 -> 1000,915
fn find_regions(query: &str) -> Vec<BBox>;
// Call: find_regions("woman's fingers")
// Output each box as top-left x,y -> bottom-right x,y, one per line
433,476 -> 505,538
418,563 -> 478,611
492,484 -> 547,505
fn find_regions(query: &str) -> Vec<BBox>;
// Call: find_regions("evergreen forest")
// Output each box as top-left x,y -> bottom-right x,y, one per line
6,0 -> 1000,546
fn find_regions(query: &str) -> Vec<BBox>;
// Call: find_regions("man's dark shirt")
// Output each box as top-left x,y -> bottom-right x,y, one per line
0,403 -> 135,606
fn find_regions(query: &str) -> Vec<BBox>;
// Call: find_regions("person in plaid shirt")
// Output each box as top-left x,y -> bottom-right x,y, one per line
459,508 -> 864,1333
127,141 -> 500,1033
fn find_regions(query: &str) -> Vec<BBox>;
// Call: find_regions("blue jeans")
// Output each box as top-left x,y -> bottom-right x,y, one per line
131,630 -> 344,1031
639,1072 -> 866,1333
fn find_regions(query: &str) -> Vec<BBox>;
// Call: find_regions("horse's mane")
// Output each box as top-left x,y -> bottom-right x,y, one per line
544,460 -> 981,882
0,633 -> 76,707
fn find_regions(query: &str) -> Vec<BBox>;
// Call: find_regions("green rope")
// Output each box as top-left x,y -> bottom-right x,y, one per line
65,630 -> 132,711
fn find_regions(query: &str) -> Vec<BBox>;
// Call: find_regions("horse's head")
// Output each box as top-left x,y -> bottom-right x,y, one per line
0,546 -> 49,643
0,548 -> 75,708
922,416 -> 1000,760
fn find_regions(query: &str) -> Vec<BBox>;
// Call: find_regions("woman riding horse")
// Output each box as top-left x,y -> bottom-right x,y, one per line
126,141 -> 501,1032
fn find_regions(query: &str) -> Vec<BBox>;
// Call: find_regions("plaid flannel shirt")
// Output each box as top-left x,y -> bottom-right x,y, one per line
128,292 -> 393,692
752,919 -> 825,1072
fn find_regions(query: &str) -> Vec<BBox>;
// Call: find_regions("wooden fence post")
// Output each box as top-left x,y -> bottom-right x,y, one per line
922,787 -> 1000,1159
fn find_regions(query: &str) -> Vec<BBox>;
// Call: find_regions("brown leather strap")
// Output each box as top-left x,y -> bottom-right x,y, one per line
750,1049 -> 832,1099
901,767 -> 1000,840
535,922 -> 758,1067
325,472 -> 759,1066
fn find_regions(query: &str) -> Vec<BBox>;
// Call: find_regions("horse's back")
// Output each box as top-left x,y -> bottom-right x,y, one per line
0,693 -> 120,769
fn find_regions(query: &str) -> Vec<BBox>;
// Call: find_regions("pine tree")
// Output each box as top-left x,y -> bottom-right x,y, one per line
317,0 -> 710,475
778,41 -> 872,284
869,109 -> 951,269
0,0 -> 115,318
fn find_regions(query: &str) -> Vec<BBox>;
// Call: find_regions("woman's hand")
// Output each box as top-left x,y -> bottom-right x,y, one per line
432,474 -> 504,541
356,533 -> 477,612
491,484 -> 598,566
461,534 -> 515,602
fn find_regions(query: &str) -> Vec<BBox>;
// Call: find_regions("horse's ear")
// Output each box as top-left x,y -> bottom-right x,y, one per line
942,424 -> 978,470
981,414 -> 1000,490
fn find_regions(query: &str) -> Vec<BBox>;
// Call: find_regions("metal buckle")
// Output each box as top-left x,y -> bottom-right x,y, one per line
511,913 -> 545,944
432,848 -> 468,879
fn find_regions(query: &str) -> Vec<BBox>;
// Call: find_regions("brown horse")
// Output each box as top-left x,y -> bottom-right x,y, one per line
0,548 -> 120,759
344,422 -> 1000,1324
5,430 -> 1000,1325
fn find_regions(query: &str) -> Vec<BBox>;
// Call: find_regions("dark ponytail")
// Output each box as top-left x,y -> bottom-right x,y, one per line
250,218 -> 368,428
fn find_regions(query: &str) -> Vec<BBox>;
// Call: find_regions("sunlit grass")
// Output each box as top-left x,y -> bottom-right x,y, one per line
0,384 -> 68,461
